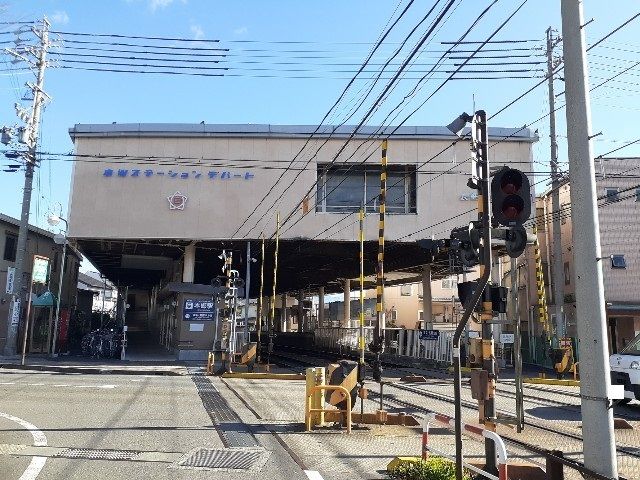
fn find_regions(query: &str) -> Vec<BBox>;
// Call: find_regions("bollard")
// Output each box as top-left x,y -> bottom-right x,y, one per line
305,367 -> 325,428
546,450 -> 564,480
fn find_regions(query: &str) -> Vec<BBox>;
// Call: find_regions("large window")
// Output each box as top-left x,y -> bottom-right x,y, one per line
316,164 -> 417,214
3,232 -> 17,262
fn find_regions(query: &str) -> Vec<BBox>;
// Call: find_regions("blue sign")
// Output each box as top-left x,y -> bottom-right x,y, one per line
102,168 -> 255,181
420,329 -> 440,341
183,299 -> 216,321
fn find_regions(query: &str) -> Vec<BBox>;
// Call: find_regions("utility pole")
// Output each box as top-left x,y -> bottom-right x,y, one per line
560,1 -> 618,478
3,18 -> 51,356
546,26 -> 566,340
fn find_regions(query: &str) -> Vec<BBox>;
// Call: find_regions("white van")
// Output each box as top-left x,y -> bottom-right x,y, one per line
610,332 -> 640,404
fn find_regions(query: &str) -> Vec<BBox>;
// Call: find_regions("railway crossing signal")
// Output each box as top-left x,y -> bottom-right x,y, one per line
491,167 -> 531,227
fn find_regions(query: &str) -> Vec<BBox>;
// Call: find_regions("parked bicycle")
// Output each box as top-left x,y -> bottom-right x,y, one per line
80,327 -> 122,358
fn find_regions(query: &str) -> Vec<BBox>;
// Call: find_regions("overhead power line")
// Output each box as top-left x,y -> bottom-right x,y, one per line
50,30 -> 221,43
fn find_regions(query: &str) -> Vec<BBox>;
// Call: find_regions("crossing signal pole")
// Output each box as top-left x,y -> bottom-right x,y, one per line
3,18 -> 51,356
449,111 -> 533,479
473,111 -> 497,475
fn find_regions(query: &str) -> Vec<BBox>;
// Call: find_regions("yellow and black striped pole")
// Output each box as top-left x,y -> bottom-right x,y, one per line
532,224 -> 550,335
267,213 -> 280,368
256,235 -> 265,363
375,140 -> 387,347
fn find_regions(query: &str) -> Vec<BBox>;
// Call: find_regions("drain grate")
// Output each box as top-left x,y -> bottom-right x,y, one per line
191,374 -> 258,447
176,447 -> 268,471
55,448 -> 141,461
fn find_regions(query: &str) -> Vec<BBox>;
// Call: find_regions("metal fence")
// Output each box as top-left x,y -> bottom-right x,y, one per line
314,327 -> 454,363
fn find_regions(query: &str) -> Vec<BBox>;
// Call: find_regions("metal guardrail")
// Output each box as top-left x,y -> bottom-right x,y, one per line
305,384 -> 352,434
422,412 -> 508,480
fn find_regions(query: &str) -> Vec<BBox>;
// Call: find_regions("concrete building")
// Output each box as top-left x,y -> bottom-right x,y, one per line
325,279 -> 467,331
67,123 -> 536,359
0,213 -> 81,354
77,271 -> 117,316
533,157 -> 640,355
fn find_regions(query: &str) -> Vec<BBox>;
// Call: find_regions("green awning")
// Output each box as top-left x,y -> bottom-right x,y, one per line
32,290 -> 56,307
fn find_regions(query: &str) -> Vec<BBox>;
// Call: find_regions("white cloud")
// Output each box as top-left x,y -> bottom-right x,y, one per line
233,26 -> 248,35
190,24 -> 204,40
149,0 -> 186,11
50,11 -> 70,25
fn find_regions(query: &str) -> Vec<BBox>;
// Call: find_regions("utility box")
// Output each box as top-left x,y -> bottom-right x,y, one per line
468,338 -> 483,368
470,369 -> 489,400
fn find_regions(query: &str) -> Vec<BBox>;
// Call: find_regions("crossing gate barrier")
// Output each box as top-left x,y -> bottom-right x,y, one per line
421,412 -> 508,480
305,384 -> 352,434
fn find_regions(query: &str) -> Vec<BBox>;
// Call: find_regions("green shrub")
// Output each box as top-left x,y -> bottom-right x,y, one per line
388,457 -> 471,480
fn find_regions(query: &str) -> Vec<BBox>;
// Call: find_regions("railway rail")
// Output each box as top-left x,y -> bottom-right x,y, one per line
267,347 -> 640,479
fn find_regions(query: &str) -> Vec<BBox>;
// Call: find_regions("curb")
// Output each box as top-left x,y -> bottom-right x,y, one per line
221,372 -> 306,380
523,377 -> 580,386
0,363 -> 185,376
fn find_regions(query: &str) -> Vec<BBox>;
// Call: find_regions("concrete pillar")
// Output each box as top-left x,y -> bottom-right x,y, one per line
297,290 -> 304,333
422,265 -> 433,329
343,279 -> 351,327
318,287 -> 325,328
281,293 -> 288,332
182,243 -> 196,283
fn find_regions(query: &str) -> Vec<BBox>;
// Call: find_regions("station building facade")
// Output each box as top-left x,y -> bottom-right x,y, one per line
67,123 -> 537,359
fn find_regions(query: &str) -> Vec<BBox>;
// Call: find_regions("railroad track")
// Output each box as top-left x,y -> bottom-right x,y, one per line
269,349 -> 640,464
270,346 -> 640,421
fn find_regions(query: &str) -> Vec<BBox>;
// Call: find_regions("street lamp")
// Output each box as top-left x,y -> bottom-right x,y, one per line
47,212 -> 68,357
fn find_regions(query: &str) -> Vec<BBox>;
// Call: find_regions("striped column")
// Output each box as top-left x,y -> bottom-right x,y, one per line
532,224 -> 549,334
375,140 -> 387,346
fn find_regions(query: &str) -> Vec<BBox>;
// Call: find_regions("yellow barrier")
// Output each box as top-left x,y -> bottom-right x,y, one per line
571,362 -> 580,380
305,385 -> 352,434
206,352 -> 215,376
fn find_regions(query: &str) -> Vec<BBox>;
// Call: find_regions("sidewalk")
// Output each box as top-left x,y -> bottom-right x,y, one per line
0,354 -> 194,375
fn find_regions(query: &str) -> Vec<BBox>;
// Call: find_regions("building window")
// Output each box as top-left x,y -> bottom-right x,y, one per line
400,284 -> 412,296
316,164 -> 417,214
3,232 -> 17,262
390,309 -> 398,321
636,189 -> 640,202
418,310 -> 424,321
604,187 -> 619,203
560,203 -> 568,225
564,261 -> 571,285
442,278 -> 458,289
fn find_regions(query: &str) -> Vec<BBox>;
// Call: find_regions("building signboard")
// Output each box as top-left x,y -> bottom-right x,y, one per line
420,329 -> 440,341
500,333 -> 515,344
10,298 -> 20,326
32,256 -> 49,284
183,299 -> 215,321
6,267 -> 15,294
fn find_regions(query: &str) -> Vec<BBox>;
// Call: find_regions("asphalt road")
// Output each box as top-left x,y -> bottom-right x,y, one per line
0,369 -> 305,480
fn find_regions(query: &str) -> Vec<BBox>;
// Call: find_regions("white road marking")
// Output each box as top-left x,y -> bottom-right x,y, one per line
304,471 -> 325,480
0,411 -> 47,480
1,382 -> 117,389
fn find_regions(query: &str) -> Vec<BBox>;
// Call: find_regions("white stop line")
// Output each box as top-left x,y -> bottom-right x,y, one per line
0,412 -> 47,480
304,471 -> 325,480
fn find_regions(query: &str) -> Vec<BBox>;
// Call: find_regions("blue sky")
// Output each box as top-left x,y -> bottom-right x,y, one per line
1,0 -> 639,231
